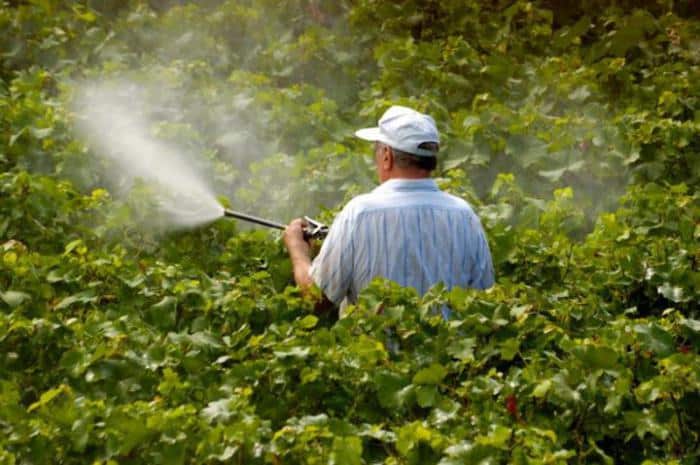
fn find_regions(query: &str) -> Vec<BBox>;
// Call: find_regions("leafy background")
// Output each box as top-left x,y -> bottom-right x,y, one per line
1,1 -> 699,464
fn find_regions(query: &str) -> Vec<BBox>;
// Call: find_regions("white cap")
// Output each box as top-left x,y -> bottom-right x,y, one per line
355,105 -> 439,157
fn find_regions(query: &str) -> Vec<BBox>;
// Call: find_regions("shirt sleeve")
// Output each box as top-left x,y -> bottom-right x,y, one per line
470,217 -> 495,290
474,223 -> 495,289
309,208 -> 355,305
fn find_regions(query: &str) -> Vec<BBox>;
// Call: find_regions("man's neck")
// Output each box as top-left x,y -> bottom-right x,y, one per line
385,169 -> 432,181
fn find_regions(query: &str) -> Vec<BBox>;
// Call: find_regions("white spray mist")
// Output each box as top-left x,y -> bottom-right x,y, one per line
73,81 -> 224,229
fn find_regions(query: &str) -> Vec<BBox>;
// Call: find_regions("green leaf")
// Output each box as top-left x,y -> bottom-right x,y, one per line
443,155 -> 469,171
47,269 -> 73,283
447,337 -> 476,362
148,296 -> 177,329
9,128 -> 26,146
1,290 -> 31,308
532,379 -> 552,398
475,425 -> 511,448
413,363 -> 448,385
499,338 -> 519,361
122,274 -> 145,288
274,346 -> 310,359
571,345 -> 620,371
28,385 -> 69,412
375,371 -> 410,409
214,445 -> 239,461
681,318 -> 700,333
462,116 -> 481,129
160,441 -> 185,465
635,378 -> 667,404
506,135 -> 549,168
634,323 -> 674,357
553,16 -> 591,49
657,283 -> 687,303
76,10 -> 97,22
538,160 -> 585,182
330,436 -> 362,465
568,86 -> 591,102
70,416 -> 92,452
63,239 -> 83,254
298,314 -> 319,329
439,441 -> 493,465
550,373 -> 581,405
298,414 -> 328,427
55,291 -> 97,310
201,398 -> 233,423
624,411 -> 670,440
530,427 -> 557,443
30,127 -> 53,139
396,422 -> 443,457
59,350 -> 89,377
187,332 -> 223,350
416,385 -> 439,408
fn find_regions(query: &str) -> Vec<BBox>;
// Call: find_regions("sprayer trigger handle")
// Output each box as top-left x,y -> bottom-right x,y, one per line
302,216 -> 329,240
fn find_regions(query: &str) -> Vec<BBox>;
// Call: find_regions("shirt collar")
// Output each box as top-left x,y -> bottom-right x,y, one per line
372,178 -> 439,194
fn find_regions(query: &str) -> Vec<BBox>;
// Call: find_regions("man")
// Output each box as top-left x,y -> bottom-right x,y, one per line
283,105 -> 494,310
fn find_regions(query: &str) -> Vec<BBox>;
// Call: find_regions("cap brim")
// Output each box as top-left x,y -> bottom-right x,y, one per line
354,127 -> 382,141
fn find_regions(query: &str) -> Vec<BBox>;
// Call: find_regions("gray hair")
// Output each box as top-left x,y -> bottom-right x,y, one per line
392,142 -> 439,171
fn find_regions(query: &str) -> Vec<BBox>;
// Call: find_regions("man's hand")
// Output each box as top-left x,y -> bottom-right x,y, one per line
283,218 -> 313,291
283,218 -> 334,313
283,218 -> 311,259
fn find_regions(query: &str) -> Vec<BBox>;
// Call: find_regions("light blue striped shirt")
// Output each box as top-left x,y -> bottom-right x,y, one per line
309,178 -> 494,306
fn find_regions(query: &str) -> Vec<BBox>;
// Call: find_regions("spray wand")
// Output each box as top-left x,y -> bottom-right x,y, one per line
223,209 -> 328,240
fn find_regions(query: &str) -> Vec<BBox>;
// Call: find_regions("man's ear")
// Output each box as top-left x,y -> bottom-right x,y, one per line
383,146 -> 393,170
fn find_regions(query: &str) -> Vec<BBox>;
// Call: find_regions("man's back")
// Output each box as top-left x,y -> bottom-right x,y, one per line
283,105 -> 495,309
310,178 -> 494,305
